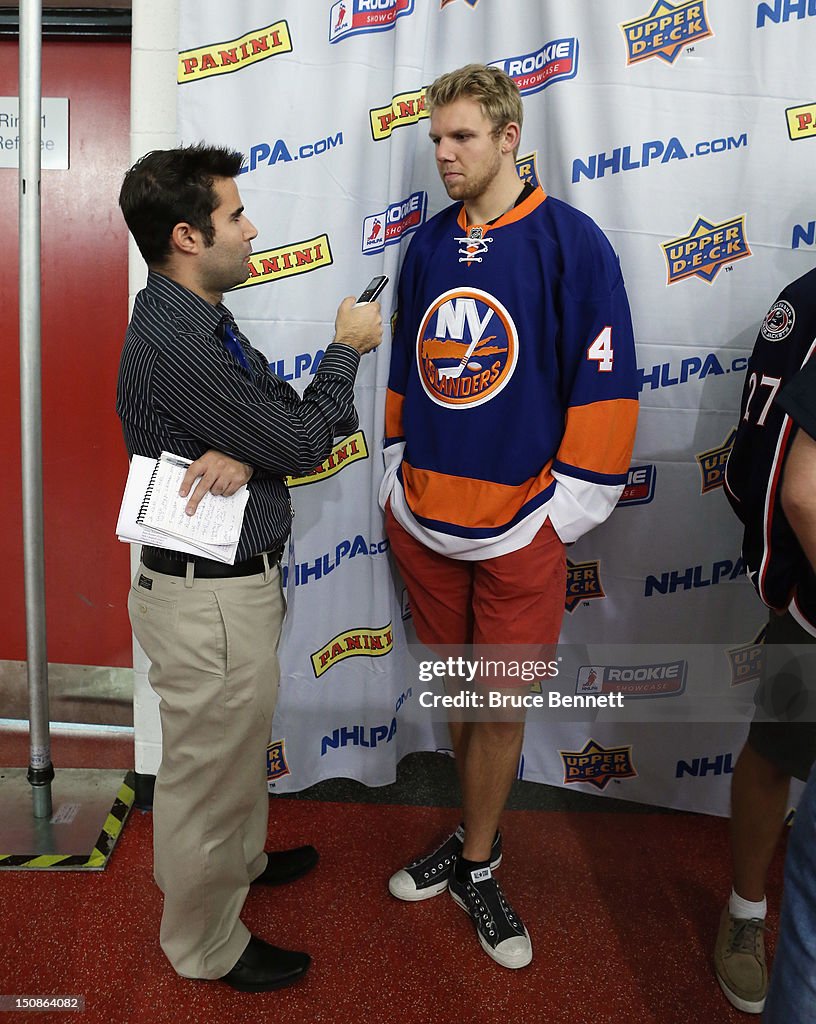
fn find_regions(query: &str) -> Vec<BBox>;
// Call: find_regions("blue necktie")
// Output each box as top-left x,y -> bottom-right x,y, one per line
220,318 -> 251,372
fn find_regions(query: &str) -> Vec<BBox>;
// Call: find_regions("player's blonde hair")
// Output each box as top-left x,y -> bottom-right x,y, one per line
426,64 -> 523,137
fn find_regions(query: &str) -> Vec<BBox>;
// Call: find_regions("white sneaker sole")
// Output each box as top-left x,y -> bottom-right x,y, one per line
715,974 -> 765,1014
388,852 -> 502,903
449,884 -> 532,970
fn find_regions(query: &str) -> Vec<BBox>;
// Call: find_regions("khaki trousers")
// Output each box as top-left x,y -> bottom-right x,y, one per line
128,559 -> 283,979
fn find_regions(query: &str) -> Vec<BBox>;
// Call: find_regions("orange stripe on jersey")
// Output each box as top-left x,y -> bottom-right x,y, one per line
385,388 -> 404,438
456,186 -> 547,233
402,460 -> 554,529
557,399 -> 639,475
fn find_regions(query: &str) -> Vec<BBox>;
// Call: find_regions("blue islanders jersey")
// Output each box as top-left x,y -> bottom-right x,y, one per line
380,186 -> 639,560
724,267 -> 816,634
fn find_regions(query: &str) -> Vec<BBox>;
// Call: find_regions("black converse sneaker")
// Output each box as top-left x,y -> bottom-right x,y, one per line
388,827 -> 502,902
448,865 -> 532,969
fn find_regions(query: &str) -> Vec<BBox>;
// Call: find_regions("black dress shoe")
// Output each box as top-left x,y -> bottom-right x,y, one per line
251,845 -> 319,886
220,935 -> 310,992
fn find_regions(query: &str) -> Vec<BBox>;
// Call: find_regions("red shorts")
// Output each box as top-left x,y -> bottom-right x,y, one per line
385,504 -> 566,649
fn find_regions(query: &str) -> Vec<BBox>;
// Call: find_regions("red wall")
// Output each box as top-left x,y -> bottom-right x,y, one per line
0,39 -> 132,667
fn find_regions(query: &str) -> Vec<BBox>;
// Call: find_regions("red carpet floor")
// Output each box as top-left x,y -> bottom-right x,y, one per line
0,799 -> 785,1024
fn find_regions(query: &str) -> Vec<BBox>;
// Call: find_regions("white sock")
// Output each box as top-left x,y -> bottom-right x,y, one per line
729,888 -> 767,920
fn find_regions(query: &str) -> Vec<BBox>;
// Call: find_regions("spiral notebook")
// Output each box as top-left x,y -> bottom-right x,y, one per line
116,452 -> 250,564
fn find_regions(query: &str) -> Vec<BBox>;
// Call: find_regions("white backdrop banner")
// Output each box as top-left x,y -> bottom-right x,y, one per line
174,0 -> 816,815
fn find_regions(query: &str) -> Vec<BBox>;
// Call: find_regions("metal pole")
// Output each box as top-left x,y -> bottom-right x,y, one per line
19,0 -> 53,819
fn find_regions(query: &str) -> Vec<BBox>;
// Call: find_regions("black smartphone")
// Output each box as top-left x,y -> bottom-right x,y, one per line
355,275 -> 388,304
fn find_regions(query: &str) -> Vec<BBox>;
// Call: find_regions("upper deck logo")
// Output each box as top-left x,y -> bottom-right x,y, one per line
618,464 -> 657,507
178,22 -> 292,84
329,0 -> 414,43
363,191 -> 427,255
515,152 -> 541,190
489,38 -> 579,96
661,215 -> 751,284
565,559 -> 605,613
311,623 -> 394,677
416,288 -> 518,408
726,625 -> 767,687
370,88 -> 427,141
560,739 -> 637,790
786,101 -> 816,141
266,740 -> 290,781
620,1 -> 713,65
696,429 -> 736,493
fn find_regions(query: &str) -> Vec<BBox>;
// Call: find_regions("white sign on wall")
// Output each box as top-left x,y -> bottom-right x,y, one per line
0,97 -> 69,169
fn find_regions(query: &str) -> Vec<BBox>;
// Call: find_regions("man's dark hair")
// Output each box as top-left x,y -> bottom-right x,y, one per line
119,144 -> 244,265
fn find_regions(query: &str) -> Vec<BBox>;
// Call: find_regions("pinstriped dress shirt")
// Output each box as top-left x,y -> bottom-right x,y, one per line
116,272 -> 360,562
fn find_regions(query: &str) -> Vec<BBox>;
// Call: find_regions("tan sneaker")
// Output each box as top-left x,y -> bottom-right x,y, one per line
713,906 -> 767,1014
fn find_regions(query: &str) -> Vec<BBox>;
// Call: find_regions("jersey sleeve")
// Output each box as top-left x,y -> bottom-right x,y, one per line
546,228 -> 639,543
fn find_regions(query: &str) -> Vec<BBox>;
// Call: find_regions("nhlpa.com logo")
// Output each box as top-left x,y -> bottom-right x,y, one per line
362,192 -> 427,255
620,1 -> 713,65
618,464 -> 656,507
661,215 -> 751,284
329,0 -> 414,43
489,38 -> 579,96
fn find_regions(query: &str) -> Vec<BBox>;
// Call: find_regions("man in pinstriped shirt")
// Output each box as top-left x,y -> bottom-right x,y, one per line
117,144 -> 381,992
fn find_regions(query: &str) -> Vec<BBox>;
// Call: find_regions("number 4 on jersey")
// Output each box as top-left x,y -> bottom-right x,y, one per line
587,326 -> 614,372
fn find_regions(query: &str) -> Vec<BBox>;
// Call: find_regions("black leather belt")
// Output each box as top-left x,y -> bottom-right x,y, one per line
141,547 -> 284,579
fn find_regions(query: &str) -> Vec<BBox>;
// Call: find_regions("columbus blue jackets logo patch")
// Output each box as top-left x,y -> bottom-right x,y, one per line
618,464 -> 656,506
267,740 -> 290,780
560,739 -> 637,790
696,428 -> 736,494
761,299 -> 795,342
661,215 -> 751,284
416,288 -> 518,408
489,39 -> 579,96
329,0 -> 414,43
515,152 -> 540,190
565,559 -> 605,613
726,625 -> 767,687
620,0 -> 713,65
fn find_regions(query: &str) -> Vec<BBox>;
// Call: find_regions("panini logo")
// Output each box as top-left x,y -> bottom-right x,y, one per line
661,215 -> 751,284
577,661 -> 687,698
560,739 -> 637,790
726,625 -> 766,686
363,191 -> 427,255
370,88 -> 427,141
490,38 -> 579,96
266,740 -> 290,781
618,464 -> 657,507
287,432 -> 369,487
235,234 -> 332,289
178,22 -> 292,84
696,429 -> 736,493
329,0 -> 414,44
311,623 -> 394,677
786,102 -> 816,140
565,559 -> 605,613
515,152 -> 541,189
620,1 -> 712,65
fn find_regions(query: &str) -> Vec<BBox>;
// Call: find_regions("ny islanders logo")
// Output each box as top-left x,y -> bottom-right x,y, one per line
416,289 -> 518,407
329,0 -> 414,43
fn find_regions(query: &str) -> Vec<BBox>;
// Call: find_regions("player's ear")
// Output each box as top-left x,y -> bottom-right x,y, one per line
500,122 -> 520,155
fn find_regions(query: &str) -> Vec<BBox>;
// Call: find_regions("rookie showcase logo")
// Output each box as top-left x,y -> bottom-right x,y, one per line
661,215 -> 751,284
490,39 -> 579,96
267,740 -> 290,781
416,288 -> 518,407
311,623 -> 394,677
287,432 -> 369,487
329,0 -> 414,43
577,661 -> 687,698
235,235 -> 332,289
560,739 -> 637,790
515,152 -> 541,189
618,464 -> 657,507
565,559 -> 605,613
178,22 -> 292,83
696,429 -> 736,493
620,1 -> 713,65
362,192 -> 427,255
